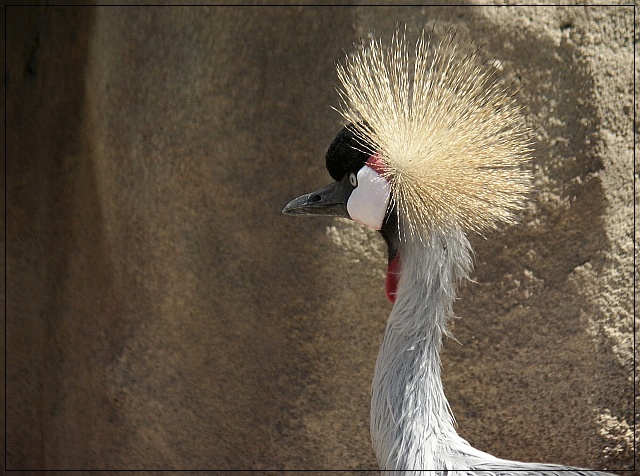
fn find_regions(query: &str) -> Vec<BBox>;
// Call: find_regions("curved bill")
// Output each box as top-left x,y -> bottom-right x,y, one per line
282,180 -> 352,218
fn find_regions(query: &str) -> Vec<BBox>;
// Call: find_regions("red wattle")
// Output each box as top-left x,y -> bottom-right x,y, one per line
369,152 -> 397,302
386,255 -> 401,304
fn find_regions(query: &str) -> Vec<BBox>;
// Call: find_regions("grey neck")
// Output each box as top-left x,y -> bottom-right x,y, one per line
370,227 -> 474,473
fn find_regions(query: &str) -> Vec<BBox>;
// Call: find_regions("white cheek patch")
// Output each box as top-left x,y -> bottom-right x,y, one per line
346,165 -> 391,230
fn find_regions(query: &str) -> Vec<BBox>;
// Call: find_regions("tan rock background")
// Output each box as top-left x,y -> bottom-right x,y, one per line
6,3 -> 635,472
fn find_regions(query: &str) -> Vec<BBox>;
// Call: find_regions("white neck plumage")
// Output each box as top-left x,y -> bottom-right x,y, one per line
371,226 -> 480,474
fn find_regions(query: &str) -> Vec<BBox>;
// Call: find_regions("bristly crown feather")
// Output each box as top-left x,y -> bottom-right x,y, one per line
335,28 -> 533,241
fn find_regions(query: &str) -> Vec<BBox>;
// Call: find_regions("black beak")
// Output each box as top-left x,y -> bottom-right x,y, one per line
282,180 -> 352,218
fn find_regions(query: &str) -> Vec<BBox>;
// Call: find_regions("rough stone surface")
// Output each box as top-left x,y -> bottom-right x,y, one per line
6,3 -> 635,472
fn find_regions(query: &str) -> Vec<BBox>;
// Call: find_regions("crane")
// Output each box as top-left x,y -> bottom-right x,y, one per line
282,29 -> 616,476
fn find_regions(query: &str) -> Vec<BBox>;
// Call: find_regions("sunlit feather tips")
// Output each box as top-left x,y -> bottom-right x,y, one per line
335,29 -> 533,240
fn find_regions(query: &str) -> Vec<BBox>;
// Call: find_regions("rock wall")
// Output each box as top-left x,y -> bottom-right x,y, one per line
6,3 -> 635,472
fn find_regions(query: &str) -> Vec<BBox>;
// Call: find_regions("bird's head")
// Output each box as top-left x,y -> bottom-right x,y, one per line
282,124 -> 394,233
282,29 -> 532,302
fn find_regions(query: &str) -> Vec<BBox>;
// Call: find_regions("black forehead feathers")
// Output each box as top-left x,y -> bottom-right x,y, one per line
325,124 -> 372,181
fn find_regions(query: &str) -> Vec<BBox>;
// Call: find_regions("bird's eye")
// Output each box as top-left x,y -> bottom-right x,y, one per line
349,172 -> 358,187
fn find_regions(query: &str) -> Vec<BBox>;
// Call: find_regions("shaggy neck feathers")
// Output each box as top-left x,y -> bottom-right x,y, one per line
371,228 -> 474,473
